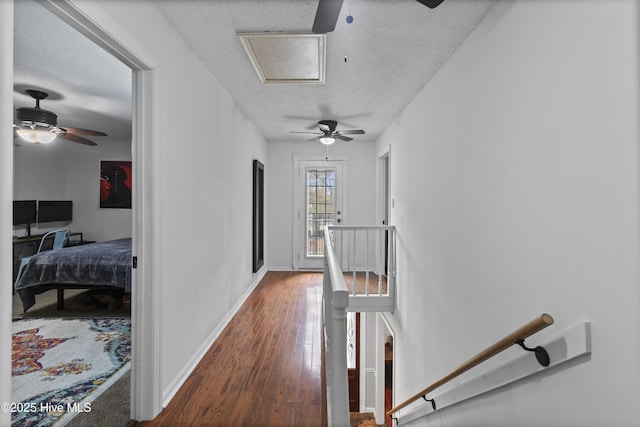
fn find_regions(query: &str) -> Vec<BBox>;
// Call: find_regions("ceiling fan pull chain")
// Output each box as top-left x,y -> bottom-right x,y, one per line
344,0 -> 352,63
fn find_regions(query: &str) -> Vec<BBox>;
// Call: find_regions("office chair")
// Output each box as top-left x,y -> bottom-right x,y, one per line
14,229 -> 70,289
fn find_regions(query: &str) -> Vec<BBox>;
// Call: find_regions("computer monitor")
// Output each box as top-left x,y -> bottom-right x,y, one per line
13,200 -> 37,225
38,200 -> 73,223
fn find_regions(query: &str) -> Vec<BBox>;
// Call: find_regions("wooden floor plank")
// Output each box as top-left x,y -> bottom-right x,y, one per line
135,272 -> 326,427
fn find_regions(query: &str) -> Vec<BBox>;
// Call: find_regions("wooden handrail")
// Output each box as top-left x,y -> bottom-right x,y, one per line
387,313 -> 554,417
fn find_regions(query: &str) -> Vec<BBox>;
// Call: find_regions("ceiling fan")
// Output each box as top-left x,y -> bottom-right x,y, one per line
13,89 -> 106,146
312,0 -> 446,33
290,119 -> 365,144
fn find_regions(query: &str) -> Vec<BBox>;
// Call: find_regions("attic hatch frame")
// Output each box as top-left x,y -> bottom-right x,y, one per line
19,0 -> 161,421
238,32 -> 326,84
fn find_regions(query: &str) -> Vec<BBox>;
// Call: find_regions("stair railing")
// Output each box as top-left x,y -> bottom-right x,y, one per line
386,313 -> 555,421
327,224 -> 396,312
323,225 -> 350,427
322,224 -> 398,426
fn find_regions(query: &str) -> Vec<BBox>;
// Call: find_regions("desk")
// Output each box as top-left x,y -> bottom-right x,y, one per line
12,232 -> 84,282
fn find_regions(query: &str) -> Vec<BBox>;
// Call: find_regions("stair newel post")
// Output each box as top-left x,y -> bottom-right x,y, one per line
331,289 -> 350,426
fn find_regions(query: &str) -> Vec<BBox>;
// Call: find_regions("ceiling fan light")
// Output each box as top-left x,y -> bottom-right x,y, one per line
319,136 -> 335,145
16,128 -> 56,144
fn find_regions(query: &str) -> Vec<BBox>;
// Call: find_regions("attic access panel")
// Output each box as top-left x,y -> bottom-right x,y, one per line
238,32 -> 326,84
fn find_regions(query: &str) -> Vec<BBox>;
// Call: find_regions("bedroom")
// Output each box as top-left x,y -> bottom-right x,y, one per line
12,0 -> 132,247
13,1 -> 132,300
11,0 -> 134,424
12,0 -> 133,312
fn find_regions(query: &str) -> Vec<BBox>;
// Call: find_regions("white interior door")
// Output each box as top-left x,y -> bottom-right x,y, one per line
294,159 -> 344,269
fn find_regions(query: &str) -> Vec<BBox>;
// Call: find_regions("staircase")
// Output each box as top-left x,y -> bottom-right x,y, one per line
323,225 -> 396,426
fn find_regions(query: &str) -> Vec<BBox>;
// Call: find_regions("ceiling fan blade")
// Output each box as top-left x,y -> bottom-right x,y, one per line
334,134 -> 353,142
290,131 -> 322,134
312,0 -> 344,34
416,0 -> 445,9
61,126 -> 107,136
59,133 -> 97,146
339,129 -> 365,135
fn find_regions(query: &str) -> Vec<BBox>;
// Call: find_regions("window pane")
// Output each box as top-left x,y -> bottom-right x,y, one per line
306,167 -> 336,257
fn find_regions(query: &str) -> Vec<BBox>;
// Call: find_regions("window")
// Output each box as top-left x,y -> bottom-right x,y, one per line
306,167 -> 336,257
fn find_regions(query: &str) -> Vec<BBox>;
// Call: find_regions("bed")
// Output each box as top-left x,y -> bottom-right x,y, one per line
15,238 -> 132,312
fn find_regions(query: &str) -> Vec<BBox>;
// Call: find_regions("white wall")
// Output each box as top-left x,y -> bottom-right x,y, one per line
65,139 -> 132,242
13,142 -> 66,200
14,137 -> 132,242
376,1 -> 640,425
266,140 -> 377,270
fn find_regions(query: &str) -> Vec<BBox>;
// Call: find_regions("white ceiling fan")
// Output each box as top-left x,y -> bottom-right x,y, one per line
13,89 -> 107,146
290,119 -> 365,145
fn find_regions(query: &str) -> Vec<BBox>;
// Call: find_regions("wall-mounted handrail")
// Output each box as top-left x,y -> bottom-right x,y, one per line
387,313 -> 554,418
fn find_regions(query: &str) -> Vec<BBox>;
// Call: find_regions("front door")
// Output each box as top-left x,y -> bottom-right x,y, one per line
294,159 -> 344,269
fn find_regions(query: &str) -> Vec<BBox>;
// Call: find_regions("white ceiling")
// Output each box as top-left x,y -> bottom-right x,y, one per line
13,0 -> 496,145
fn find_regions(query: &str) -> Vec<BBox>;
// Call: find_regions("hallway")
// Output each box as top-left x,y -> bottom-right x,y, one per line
135,272 -> 326,427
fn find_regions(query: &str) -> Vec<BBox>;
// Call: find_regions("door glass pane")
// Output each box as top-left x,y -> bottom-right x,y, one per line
347,311 -> 356,369
306,167 -> 336,257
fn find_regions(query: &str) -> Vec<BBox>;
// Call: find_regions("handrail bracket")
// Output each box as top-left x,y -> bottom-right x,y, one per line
514,339 -> 550,367
421,395 -> 436,411
386,313 -> 554,420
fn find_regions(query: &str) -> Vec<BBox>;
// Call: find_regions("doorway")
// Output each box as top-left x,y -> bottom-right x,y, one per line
384,335 -> 393,427
7,0 -> 160,421
378,151 -> 393,426
293,157 -> 347,269
12,0 -> 134,421
378,151 -> 390,275
378,314 -> 394,426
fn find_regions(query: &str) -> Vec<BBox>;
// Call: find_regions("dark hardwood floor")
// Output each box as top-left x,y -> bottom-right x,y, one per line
135,271 -> 326,427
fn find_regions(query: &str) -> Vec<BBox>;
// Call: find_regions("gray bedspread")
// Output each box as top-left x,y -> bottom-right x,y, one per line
15,238 -> 132,312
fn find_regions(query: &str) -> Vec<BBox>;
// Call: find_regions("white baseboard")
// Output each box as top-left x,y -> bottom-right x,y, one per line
161,268 -> 267,407
266,265 -> 294,271
267,265 -> 324,272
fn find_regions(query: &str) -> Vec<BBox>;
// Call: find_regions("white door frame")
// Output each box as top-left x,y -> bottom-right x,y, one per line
355,147 -> 392,418
6,0 -> 162,420
377,146 -> 391,230
1,3 -> 15,424
292,154 -> 349,270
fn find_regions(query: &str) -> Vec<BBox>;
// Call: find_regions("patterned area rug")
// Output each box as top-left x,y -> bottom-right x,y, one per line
11,318 -> 131,427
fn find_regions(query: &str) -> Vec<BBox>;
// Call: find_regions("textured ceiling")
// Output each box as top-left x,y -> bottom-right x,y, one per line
13,0 -> 496,146
152,0 -> 495,142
